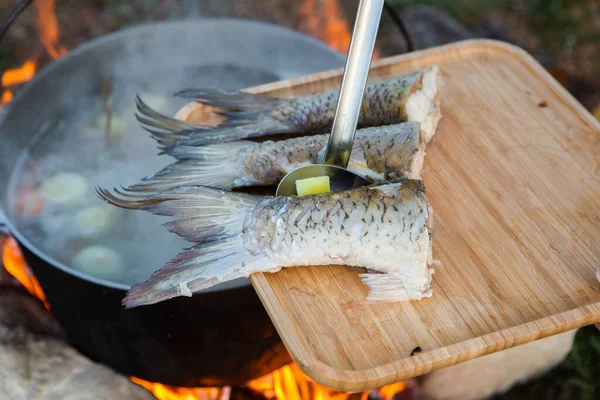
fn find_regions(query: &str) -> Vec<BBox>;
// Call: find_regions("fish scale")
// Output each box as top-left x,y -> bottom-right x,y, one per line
242,181 -> 433,298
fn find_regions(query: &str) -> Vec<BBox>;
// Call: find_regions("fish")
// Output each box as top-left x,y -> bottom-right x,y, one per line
96,179 -> 434,308
123,122 -> 426,194
137,65 -> 442,149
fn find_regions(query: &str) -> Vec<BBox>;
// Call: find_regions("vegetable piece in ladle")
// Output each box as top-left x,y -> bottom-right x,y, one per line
295,176 -> 331,196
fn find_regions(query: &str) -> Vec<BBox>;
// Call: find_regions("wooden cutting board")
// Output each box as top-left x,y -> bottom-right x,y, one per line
175,39 -> 600,392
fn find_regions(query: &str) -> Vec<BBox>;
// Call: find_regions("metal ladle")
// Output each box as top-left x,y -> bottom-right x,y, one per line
276,0 -> 384,196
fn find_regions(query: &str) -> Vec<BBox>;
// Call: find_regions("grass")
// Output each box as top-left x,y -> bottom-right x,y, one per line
515,0 -> 600,52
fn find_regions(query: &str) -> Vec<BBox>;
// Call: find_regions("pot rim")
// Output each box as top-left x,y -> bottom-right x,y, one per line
0,18 -> 344,292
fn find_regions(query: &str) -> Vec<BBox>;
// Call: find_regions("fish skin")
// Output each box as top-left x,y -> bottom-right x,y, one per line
96,179 -> 434,308
244,180 -> 431,268
137,66 -> 441,148
122,122 -> 423,194
240,122 -> 421,183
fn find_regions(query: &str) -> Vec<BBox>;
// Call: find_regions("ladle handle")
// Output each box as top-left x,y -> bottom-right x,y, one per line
324,0 -> 384,168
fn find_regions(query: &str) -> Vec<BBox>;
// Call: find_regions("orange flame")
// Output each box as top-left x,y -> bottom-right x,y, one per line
131,363 -> 404,400
378,382 -> 406,399
130,377 -> 228,400
1,0 -> 67,105
1,90 -> 14,105
298,0 -> 379,60
2,239 -> 404,400
34,0 -> 67,60
1,236 -> 49,309
1,60 -> 37,87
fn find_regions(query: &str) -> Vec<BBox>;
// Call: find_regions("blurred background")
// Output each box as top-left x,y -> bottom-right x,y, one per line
1,0 -> 598,113
0,1 -> 598,399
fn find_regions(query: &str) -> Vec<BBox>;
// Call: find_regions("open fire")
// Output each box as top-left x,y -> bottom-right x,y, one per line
298,0 -> 380,61
1,0 -> 65,106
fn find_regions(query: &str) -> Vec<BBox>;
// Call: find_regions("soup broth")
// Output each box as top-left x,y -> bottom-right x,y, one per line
8,64 -> 279,288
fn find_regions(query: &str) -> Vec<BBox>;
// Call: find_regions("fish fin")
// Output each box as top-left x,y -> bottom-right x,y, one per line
136,92 -> 294,147
96,184 -> 263,221
359,272 -> 433,303
174,88 -> 278,111
134,95 -> 210,150
164,141 -> 253,160
122,238 -> 275,308
121,142 -> 257,193
95,185 -> 275,308
171,121 -> 295,146
163,89 -> 296,145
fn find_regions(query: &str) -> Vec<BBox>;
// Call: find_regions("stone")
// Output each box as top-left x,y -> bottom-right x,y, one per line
0,286 -> 155,400
400,5 -> 474,50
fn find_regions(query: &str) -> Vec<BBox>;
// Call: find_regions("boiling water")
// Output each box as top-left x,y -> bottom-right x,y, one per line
8,64 -> 279,288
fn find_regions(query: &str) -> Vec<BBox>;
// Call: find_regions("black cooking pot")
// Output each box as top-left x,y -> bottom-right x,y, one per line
0,19 -> 344,387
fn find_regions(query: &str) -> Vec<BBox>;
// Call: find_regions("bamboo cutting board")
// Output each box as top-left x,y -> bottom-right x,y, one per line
175,39 -> 600,392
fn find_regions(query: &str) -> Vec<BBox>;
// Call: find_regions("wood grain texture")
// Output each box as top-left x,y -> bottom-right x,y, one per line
176,40 -> 600,392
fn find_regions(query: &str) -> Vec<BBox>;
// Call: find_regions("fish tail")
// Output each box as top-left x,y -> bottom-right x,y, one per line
165,141 -> 254,161
95,185 -> 274,308
174,88 -> 278,111
174,121 -> 294,146
168,88 -> 295,146
121,142 -> 257,194
136,91 -> 294,147
135,95 -> 210,151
